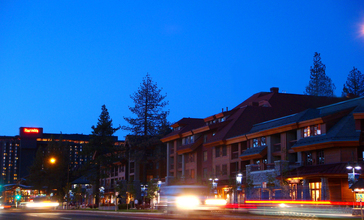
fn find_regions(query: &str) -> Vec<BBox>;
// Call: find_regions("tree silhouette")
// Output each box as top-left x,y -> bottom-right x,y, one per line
342,67 -> 364,97
305,52 -> 336,96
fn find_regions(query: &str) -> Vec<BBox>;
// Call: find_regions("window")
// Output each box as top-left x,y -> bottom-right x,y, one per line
191,169 -> 195,179
215,165 -> 221,177
204,135 -> 207,143
253,138 -> 259,147
261,137 -> 266,146
222,164 -> 227,175
189,153 -> 195,162
231,144 -> 239,159
309,182 -> 321,201
313,124 -> 321,135
304,124 -> 322,138
215,147 -> 220,158
306,152 -> 313,165
304,126 -> 311,137
190,136 -> 194,143
317,150 -> 324,165
203,151 -> 208,161
252,137 -> 266,148
203,168 -> 208,178
222,146 -> 227,157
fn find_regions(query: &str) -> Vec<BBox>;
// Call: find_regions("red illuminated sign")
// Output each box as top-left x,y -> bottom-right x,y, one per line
24,128 -> 40,133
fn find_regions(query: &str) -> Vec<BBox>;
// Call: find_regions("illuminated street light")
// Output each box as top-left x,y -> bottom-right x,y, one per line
235,171 -> 243,205
209,177 -> 218,194
49,157 -> 56,164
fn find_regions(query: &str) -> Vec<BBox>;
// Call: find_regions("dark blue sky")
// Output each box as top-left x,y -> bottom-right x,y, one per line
1,1 -> 364,140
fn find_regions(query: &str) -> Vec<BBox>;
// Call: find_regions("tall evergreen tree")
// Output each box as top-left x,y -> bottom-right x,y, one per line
122,73 -> 170,184
342,67 -> 364,97
84,104 -> 120,205
304,52 -> 336,96
123,73 -> 170,137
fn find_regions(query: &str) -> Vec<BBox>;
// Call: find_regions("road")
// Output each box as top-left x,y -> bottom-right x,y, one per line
0,209 -> 361,220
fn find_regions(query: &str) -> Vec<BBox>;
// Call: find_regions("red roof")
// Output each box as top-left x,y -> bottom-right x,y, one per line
162,88 -> 348,146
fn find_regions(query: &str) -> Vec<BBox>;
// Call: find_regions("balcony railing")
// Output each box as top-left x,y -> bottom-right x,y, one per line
250,163 -> 275,172
232,151 -> 239,159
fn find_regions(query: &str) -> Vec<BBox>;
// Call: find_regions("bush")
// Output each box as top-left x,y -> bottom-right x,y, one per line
100,203 -> 115,206
118,204 -> 128,209
87,204 -> 99,209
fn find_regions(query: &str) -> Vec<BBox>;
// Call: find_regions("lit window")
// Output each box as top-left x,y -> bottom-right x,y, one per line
314,124 -> 321,135
253,139 -> 259,148
304,126 -> 311,137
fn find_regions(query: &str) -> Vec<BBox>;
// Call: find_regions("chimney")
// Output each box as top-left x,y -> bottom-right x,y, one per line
270,87 -> 279,93
226,107 -> 228,112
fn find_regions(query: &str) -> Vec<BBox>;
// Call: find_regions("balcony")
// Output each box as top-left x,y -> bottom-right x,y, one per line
232,151 -> 239,159
249,163 -> 275,172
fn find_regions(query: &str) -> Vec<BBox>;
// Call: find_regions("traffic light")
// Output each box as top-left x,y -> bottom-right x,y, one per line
15,194 -> 21,200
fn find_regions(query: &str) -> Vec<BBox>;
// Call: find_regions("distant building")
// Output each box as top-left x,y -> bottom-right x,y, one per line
0,127 -> 123,186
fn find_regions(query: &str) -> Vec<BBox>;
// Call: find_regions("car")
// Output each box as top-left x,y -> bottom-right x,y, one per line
19,202 -> 29,209
158,185 -> 226,215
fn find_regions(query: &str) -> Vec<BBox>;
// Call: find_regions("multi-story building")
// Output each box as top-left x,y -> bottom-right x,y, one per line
0,127 -> 123,185
242,96 -> 364,202
0,136 -> 20,184
161,87 -> 349,200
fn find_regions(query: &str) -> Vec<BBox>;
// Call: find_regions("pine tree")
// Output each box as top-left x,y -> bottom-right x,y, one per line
84,104 -> 120,205
342,67 -> 364,97
123,73 -> 170,137
123,73 -> 170,183
304,52 -> 336,96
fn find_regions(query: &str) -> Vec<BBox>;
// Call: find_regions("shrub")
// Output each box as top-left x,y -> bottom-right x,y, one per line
118,204 -> 128,209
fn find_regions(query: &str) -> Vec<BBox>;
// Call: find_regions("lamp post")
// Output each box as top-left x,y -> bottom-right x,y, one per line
236,171 -> 243,205
209,178 -> 218,196
141,184 -> 148,205
347,163 -> 361,208
347,164 -> 361,186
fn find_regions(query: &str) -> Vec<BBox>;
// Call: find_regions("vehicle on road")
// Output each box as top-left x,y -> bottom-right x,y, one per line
157,185 -> 226,215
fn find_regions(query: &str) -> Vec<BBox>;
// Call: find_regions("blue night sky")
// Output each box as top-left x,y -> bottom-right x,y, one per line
1,1 -> 364,140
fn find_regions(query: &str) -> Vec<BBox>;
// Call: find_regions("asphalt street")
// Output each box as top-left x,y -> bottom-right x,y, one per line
0,209 -> 362,220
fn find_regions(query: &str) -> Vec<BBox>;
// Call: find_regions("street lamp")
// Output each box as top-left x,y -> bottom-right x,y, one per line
209,178 -> 218,195
235,171 -> 243,205
141,184 -> 148,205
49,157 -> 56,164
347,163 -> 361,208
347,163 -> 361,187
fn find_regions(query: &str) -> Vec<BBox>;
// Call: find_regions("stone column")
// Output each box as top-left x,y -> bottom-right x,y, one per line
321,177 -> 330,201
266,136 -> 272,163
302,179 -> 310,200
182,154 -> 185,178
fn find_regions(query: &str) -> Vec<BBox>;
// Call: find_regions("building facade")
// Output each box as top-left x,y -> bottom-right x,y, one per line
161,87 -> 354,201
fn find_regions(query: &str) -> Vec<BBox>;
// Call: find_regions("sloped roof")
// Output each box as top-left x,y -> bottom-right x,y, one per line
240,145 -> 267,157
161,88 -> 349,146
293,113 -> 360,148
205,91 -> 348,146
161,118 -> 205,141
